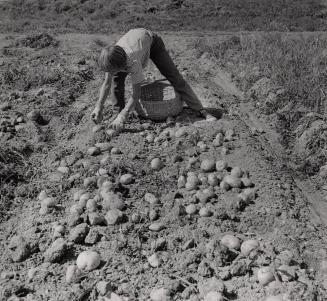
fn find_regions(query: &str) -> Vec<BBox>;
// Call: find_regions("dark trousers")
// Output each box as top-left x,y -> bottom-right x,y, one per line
112,33 -> 203,112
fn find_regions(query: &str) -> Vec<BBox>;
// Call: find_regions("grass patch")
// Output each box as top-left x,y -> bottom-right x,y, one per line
199,33 -> 327,115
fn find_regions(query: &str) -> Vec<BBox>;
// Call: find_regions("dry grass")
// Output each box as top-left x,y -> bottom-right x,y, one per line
198,33 -> 327,115
0,0 -> 326,33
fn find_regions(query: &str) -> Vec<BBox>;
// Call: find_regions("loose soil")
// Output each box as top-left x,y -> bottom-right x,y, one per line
1,33 -> 327,301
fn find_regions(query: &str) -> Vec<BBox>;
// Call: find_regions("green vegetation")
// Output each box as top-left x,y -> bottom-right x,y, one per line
1,0 -> 326,33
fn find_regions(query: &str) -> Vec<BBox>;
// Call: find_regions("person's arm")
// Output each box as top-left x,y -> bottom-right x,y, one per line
122,83 -> 141,117
111,83 -> 141,130
91,72 -> 112,123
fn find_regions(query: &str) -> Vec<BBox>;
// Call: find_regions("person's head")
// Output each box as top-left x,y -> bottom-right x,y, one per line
98,45 -> 127,74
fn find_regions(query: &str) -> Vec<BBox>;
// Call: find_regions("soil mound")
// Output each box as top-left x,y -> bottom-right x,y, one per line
15,33 -> 59,49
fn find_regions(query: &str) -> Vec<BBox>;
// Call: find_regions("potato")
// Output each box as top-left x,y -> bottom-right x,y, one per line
201,159 -> 216,172
144,193 -> 159,205
105,209 -> 124,225
84,176 -> 97,187
207,173 -> 219,186
73,189 -> 86,202
221,234 -> 241,250
100,180 -> 114,192
225,129 -> 234,141
213,133 -> 224,146
87,146 -> 101,156
146,134 -> 155,143
131,212 -> 141,223
230,166 -> 243,178
120,173 -> 134,185
202,187 -> 215,199
177,175 -> 186,188
241,177 -> 253,187
215,160 -> 227,172
204,291 -> 224,301
53,225 -> 65,239
97,168 -> 108,176
199,207 -> 212,217
238,188 -> 256,203
151,158 -> 163,170
187,171 -> 197,178
70,204 -> 84,215
149,209 -> 158,221
100,154 -> 110,165
96,176 -> 108,188
186,204 -> 197,215
79,193 -> 91,208
57,166 -> 70,174
196,191 -> 210,204
39,205 -> 50,215
38,190 -> 48,201
86,199 -> 98,212
95,142 -> 112,152
197,141 -> 207,151
221,147 -> 229,155
150,287 -> 171,301
220,180 -> 230,191
185,180 -> 198,191
175,126 -> 188,138
149,222 -> 164,232
76,250 -> 101,271
241,239 -> 259,256
41,197 -> 57,208
223,175 -> 242,188
197,172 -> 206,184
148,253 -> 162,268
257,267 -> 275,285
66,264 -> 81,284
27,267 -> 38,281
111,147 -> 122,155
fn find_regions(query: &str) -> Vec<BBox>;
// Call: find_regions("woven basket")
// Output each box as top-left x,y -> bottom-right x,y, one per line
134,79 -> 183,121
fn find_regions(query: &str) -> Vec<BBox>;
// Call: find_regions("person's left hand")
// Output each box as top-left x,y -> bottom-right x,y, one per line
110,114 -> 126,131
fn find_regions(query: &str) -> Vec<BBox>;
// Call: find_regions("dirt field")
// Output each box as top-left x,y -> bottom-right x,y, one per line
1,31 -> 327,301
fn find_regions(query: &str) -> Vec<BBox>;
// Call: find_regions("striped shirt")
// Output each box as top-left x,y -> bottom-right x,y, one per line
116,28 -> 153,85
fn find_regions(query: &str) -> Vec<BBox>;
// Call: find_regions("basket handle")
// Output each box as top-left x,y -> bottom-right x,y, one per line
137,99 -> 149,117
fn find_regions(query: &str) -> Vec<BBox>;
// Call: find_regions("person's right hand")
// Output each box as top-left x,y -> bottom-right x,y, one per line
91,106 -> 103,124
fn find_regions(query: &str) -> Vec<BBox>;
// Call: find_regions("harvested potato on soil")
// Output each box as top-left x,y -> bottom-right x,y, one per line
87,146 -> 100,156
201,159 -> 216,172
231,166 -> 243,178
257,267 -> 275,285
223,175 -> 242,188
207,173 -> 219,186
120,173 -> 134,185
241,239 -> 259,256
150,287 -> 171,301
221,234 -> 241,250
151,158 -> 163,170
177,175 -> 186,188
216,160 -> 227,171
148,253 -> 162,267
186,204 -> 197,215
38,190 -> 47,201
199,207 -> 212,217
66,265 -> 81,284
76,250 -> 101,271
204,291 -> 224,301
149,222 -> 164,232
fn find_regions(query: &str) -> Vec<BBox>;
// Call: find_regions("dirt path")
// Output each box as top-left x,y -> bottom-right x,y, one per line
207,64 -> 327,229
0,33 -> 327,301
